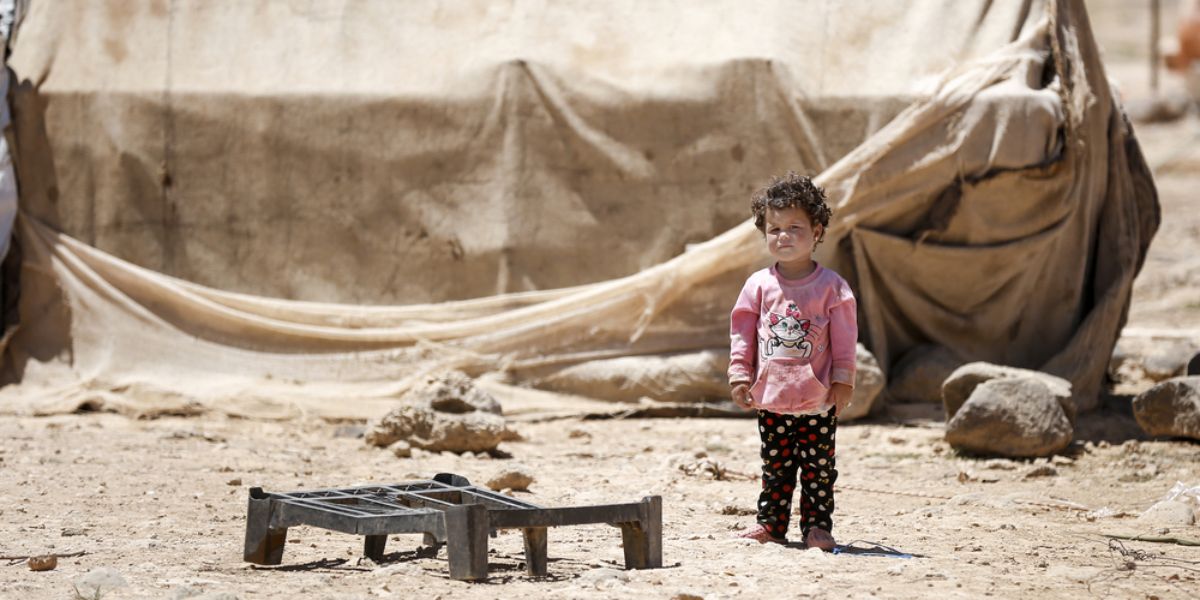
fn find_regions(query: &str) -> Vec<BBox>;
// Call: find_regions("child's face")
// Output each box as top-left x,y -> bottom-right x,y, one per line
763,207 -> 822,265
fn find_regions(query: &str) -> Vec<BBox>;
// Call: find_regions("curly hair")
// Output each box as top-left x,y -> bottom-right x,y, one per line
750,172 -> 832,241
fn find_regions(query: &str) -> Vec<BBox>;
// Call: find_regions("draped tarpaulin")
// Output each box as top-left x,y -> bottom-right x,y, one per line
0,0 -> 1157,419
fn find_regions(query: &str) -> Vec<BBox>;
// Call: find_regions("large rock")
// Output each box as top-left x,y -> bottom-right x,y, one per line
944,378 -> 1074,458
534,350 -> 730,403
840,343 -> 885,421
533,346 -> 885,415
887,344 -> 963,404
942,362 -> 1073,420
1132,376 -> 1200,440
365,371 -> 508,454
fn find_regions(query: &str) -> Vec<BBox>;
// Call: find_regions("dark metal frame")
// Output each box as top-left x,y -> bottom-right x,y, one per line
244,473 -> 662,581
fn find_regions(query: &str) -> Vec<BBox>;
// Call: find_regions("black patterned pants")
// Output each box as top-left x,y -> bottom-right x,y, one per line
755,407 -> 838,539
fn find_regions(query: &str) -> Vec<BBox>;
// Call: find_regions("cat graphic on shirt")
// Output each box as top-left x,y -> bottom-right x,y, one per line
763,303 -> 813,358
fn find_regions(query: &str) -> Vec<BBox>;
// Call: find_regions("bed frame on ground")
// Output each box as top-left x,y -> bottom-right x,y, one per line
243,473 -> 662,581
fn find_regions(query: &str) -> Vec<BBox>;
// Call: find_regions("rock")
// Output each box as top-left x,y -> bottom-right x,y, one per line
413,370 -> 501,415
1189,352 -> 1200,376
887,344 -> 963,403
226,478 -> 242,486
486,468 -> 534,492
26,555 -> 56,571
535,350 -> 730,402
982,459 -> 1017,470
840,344 -> 885,421
1112,337 -> 1196,382
1137,500 -> 1196,526
72,568 -> 128,598
1023,465 -> 1058,478
719,504 -> 756,516
1132,377 -> 1200,440
1143,353 -> 1187,381
944,378 -> 1074,457
534,346 -> 885,413
366,404 -> 507,454
942,362 -> 1073,420
1125,94 -> 1191,124
389,440 -> 412,458
365,371 -> 508,454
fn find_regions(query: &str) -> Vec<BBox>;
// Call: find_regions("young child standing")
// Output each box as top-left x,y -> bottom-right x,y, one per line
729,173 -> 857,550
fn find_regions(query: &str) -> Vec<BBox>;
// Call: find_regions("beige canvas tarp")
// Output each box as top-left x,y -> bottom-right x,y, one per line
0,0 -> 1158,419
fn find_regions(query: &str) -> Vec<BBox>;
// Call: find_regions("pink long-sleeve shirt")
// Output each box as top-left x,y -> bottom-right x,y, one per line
728,263 -> 858,415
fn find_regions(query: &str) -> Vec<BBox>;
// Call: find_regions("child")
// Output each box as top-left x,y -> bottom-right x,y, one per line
728,173 -> 857,550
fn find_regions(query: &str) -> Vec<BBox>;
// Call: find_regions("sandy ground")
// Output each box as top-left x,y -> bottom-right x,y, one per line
0,411 -> 1197,600
3,3 -> 1200,599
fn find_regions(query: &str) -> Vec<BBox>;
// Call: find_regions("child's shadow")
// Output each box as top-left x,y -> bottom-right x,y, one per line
782,540 -> 922,559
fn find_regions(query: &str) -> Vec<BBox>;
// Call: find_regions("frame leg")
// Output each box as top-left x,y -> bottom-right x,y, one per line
422,531 -> 443,548
522,527 -> 548,576
620,495 -> 663,569
444,503 -> 489,581
244,489 -> 288,565
364,535 -> 387,561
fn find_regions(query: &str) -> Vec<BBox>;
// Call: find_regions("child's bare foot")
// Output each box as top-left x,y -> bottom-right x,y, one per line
804,528 -> 836,551
735,523 -> 786,544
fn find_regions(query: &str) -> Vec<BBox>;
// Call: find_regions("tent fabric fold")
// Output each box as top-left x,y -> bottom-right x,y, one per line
0,0 -> 1157,419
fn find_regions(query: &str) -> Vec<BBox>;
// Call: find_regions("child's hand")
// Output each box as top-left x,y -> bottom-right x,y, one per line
831,383 -> 853,416
731,383 -> 753,410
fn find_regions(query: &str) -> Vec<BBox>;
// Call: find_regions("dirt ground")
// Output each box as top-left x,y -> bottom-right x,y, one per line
0,409 -> 1197,600
3,2 -> 1200,599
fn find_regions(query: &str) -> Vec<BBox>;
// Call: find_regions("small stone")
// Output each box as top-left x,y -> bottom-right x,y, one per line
389,440 -> 412,458
486,468 -> 534,492
982,459 -> 1018,470
27,555 -> 56,571
226,478 -> 242,486
1023,465 -> 1058,478
61,527 -> 87,537
719,505 -> 755,516
671,594 -> 704,600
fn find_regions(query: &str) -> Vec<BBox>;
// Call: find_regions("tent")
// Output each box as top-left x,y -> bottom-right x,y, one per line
0,0 -> 1158,419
